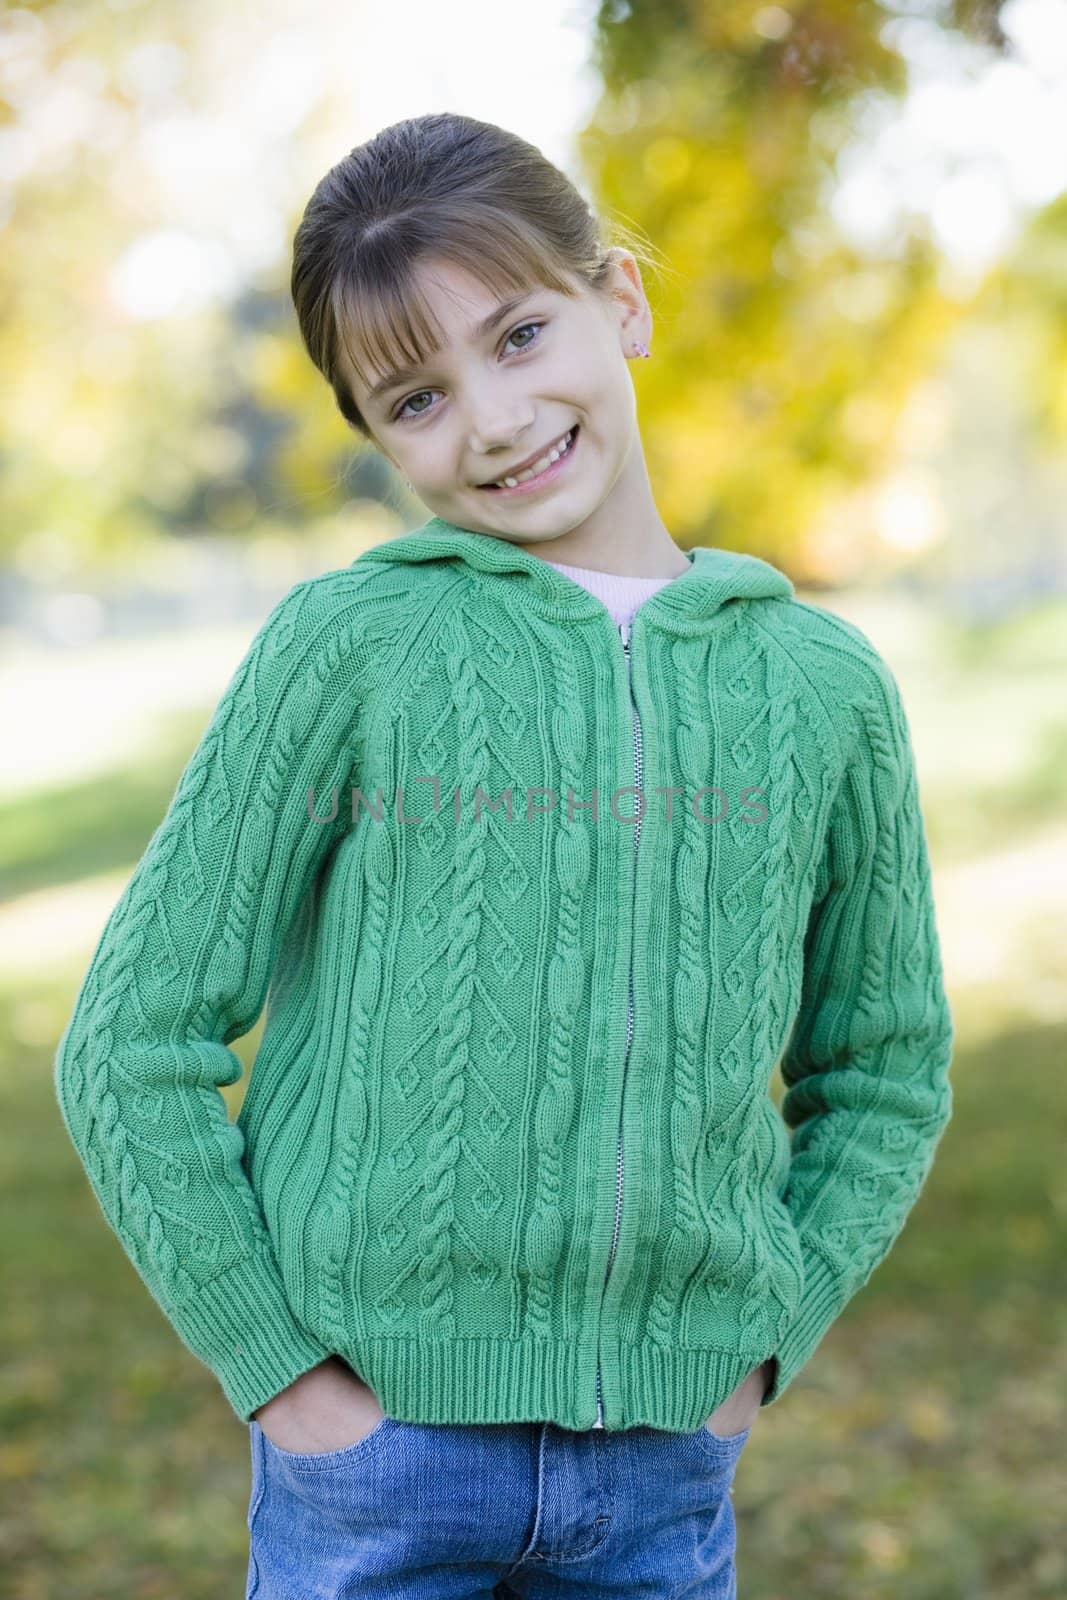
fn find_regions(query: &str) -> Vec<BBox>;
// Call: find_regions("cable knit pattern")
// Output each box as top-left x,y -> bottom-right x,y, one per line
54,516 -> 954,1429
645,632 -> 714,1350
416,604 -> 487,1338
522,611 -> 589,1342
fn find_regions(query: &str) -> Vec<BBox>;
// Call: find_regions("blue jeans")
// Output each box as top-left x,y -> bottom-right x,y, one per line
245,1413 -> 751,1598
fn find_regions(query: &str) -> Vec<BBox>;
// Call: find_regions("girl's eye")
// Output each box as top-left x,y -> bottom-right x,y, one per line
391,321 -> 547,423
504,320 -> 544,354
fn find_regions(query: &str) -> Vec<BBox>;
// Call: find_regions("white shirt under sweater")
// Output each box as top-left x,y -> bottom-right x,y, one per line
542,559 -> 682,628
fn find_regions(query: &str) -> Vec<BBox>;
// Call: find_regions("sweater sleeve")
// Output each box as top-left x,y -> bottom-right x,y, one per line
53,579 -> 366,1423
762,644 -> 955,1406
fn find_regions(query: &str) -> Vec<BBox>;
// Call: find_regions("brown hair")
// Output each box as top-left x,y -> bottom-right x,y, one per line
290,112 -> 664,439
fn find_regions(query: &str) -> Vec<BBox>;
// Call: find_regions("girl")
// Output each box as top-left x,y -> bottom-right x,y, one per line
55,112 -> 954,1598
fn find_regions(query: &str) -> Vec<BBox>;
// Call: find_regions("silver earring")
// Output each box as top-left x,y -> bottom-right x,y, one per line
632,342 -> 651,359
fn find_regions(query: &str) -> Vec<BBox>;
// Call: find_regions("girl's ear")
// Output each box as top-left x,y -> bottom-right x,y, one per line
604,251 -> 652,349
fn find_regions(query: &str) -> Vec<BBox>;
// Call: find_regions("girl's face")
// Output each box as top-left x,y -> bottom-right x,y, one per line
340,253 -> 653,548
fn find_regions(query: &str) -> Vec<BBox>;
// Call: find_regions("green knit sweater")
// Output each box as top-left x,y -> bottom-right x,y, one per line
54,516 -> 954,1430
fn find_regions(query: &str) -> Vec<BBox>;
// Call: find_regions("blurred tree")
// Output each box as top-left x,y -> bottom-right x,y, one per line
0,0 -> 365,578
579,0 -> 1018,578
3,0 -> 1055,592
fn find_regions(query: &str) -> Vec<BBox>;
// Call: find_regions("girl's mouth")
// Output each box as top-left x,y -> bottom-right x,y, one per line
477,425 -> 580,498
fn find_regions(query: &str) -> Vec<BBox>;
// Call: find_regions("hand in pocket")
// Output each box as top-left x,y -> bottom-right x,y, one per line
701,1359 -> 773,1438
253,1356 -> 386,1455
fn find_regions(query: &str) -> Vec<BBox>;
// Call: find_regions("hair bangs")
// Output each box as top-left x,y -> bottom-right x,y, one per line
330,212 -> 581,405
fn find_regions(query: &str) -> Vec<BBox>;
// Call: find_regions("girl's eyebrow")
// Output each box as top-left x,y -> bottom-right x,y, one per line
367,293 -> 535,402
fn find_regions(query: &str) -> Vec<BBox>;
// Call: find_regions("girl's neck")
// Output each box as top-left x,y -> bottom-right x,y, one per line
507,438 -> 689,578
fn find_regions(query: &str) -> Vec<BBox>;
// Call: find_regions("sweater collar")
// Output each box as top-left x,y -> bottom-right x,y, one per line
359,515 -> 794,633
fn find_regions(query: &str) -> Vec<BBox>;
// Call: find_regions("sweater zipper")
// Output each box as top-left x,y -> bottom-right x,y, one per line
593,618 -> 642,1430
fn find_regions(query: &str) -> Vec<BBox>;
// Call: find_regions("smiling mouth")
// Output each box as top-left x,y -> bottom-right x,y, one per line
477,426 -> 579,494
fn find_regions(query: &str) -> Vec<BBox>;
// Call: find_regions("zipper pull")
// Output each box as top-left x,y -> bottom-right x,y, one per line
619,621 -> 631,651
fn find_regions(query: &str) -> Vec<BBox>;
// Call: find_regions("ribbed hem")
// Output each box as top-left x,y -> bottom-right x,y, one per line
326,1333 -> 769,1434
175,1252 -> 334,1423
173,1250 -> 846,1426
759,1248 -> 845,1407
172,1255 -> 846,1426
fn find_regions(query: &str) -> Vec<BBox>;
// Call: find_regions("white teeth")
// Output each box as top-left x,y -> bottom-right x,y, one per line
490,428 -> 574,489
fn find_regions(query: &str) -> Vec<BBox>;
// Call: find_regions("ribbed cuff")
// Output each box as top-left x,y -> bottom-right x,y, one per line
760,1247 -> 846,1407
175,1250 -> 334,1423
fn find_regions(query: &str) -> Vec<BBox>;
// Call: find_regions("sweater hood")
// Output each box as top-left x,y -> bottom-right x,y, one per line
359,516 -> 794,630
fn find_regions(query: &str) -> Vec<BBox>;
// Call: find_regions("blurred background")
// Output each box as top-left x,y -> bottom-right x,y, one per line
2,0 -> 1065,1594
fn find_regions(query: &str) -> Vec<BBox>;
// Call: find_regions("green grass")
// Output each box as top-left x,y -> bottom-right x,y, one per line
0,709 -> 208,903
